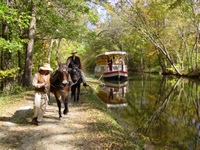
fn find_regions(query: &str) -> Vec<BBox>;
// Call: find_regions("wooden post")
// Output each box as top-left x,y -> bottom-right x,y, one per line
118,64 -> 120,80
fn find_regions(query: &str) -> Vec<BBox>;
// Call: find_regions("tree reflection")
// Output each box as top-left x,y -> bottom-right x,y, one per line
142,77 -> 181,132
109,74 -> 200,149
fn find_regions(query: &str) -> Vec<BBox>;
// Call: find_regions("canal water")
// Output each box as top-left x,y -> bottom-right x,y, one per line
92,72 -> 200,150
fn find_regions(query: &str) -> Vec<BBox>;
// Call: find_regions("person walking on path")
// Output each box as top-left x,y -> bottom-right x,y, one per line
31,63 -> 53,125
67,50 -> 89,87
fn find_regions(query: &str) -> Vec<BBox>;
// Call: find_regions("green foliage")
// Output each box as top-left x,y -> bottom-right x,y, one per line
0,2 -> 30,53
0,38 -> 24,53
1,83 -> 27,96
145,66 -> 162,73
3,0 -> 200,91
86,0 -> 200,74
30,0 -> 100,73
0,2 -> 30,31
0,68 -> 20,80
36,0 -> 98,40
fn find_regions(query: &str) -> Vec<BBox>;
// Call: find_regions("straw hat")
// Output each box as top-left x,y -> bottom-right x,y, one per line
71,50 -> 77,54
39,63 -> 53,71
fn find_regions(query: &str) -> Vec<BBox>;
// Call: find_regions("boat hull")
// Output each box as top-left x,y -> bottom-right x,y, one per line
94,71 -> 128,81
97,80 -> 128,107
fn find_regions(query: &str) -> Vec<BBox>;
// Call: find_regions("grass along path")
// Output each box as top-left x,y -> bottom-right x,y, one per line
0,77 -> 143,150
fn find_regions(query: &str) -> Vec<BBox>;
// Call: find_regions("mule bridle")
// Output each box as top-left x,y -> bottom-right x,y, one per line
51,64 -> 70,88
51,61 -> 82,88
68,64 -> 82,86
70,76 -> 81,86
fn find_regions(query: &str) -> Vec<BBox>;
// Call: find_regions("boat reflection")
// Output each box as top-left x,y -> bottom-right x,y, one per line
97,81 -> 128,108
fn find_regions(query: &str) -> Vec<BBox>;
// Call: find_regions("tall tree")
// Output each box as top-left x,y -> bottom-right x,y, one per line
112,1 -> 182,75
0,1 -> 30,89
23,0 -> 36,87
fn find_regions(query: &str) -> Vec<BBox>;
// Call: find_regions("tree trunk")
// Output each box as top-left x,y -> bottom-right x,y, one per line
158,54 -> 167,74
141,52 -> 144,72
18,50 -> 22,72
0,50 -> 4,90
5,52 -> 11,69
23,1 -> 36,87
1,8 -> 9,89
56,39 -> 61,58
17,50 -> 23,84
196,25 -> 199,70
196,82 -> 200,117
149,57 -> 152,72
47,39 -> 56,63
191,38 -> 196,71
1,50 -> 3,71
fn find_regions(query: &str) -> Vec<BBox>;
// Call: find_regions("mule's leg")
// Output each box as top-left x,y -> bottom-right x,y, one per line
71,85 -> 74,100
77,84 -> 80,102
56,99 -> 62,118
63,86 -> 70,114
74,87 -> 77,102
72,85 -> 76,102
71,86 -> 73,99
55,93 -> 62,119
63,98 -> 69,114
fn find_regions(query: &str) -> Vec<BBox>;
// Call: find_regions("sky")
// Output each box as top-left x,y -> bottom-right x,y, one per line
97,0 -> 118,23
107,0 -> 118,5
87,0 -> 118,29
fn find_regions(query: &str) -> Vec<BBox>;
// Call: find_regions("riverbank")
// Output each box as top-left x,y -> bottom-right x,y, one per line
128,66 -> 200,79
0,77 -> 143,150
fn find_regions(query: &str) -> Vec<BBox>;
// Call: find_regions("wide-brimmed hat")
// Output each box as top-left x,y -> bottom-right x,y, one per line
71,50 -> 77,54
39,63 -> 53,71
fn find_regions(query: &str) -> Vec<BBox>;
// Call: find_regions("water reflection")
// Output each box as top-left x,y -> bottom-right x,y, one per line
97,73 -> 200,149
97,81 -> 128,108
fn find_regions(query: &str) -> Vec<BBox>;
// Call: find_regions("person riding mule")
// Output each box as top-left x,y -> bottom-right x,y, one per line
32,63 -> 53,125
67,58 -> 82,102
67,50 -> 89,87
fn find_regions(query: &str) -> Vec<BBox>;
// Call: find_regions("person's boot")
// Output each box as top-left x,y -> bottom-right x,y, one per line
83,83 -> 89,87
31,117 -> 39,126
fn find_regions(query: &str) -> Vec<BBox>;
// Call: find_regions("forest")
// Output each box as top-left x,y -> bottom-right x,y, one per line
0,0 -> 200,94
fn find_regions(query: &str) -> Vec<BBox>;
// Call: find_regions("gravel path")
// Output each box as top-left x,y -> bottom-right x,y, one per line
0,92 -> 101,150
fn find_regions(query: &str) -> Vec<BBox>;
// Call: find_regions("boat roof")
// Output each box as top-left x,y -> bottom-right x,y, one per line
96,51 -> 127,58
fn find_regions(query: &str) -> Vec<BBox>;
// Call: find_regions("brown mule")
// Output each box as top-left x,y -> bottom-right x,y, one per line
50,57 -> 71,119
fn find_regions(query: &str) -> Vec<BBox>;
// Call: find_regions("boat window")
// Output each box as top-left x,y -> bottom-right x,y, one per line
97,66 -> 101,72
94,66 -> 97,72
101,67 -> 104,73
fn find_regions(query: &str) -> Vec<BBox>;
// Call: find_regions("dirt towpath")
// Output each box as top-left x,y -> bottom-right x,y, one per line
0,91 -> 105,150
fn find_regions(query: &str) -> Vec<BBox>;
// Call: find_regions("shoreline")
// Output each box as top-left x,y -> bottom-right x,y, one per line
0,77 -> 144,150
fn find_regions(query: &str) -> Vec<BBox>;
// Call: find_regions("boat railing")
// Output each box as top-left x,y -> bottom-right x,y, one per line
105,65 -> 127,72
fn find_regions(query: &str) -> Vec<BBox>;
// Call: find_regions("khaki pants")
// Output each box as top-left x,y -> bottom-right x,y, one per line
33,93 -> 48,122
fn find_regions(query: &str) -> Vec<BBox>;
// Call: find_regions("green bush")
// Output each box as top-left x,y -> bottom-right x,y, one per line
1,83 -> 26,96
145,66 -> 162,73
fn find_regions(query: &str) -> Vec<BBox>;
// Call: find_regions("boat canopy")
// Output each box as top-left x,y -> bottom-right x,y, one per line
96,51 -> 127,58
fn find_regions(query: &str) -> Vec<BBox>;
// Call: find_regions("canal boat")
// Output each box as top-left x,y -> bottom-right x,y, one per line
97,81 -> 128,108
94,51 -> 128,81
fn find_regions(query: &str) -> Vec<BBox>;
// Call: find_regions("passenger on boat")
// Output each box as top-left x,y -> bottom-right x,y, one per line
67,50 -> 89,87
107,58 -> 112,71
108,61 -> 112,71
109,88 -> 114,100
118,57 -> 124,71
